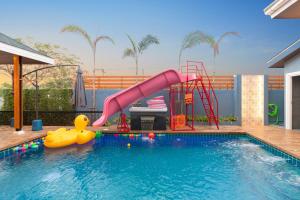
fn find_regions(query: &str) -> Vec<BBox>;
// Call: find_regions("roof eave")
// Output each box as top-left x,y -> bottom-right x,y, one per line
264,0 -> 298,18
267,39 -> 300,68
0,41 -> 54,65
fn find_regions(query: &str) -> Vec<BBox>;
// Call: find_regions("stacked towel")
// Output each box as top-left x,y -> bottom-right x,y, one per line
147,96 -> 167,109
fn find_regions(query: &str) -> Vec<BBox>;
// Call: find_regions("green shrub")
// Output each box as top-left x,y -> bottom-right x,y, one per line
0,89 -> 13,110
187,115 -> 237,123
0,89 -> 73,111
219,116 -> 237,122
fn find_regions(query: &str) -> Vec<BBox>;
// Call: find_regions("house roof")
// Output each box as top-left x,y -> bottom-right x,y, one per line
264,0 -> 300,19
0,32 -> 54,65
267,38 -> 300,68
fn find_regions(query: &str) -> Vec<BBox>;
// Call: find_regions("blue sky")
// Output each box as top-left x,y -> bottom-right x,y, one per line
1,0 -> 300,75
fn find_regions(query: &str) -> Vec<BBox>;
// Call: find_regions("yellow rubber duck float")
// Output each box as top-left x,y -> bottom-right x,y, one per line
44,115 -> 96,148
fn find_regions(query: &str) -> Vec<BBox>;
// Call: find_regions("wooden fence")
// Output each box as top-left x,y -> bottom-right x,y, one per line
84,75 -> 284,90
268,76 -> 284,90
84,75 -> 235,90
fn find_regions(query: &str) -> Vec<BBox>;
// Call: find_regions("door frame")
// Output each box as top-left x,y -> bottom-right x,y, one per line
285,71 -> 300,129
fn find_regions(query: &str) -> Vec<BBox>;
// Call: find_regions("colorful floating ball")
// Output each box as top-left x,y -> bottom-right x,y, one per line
95,131 -> 102,139
148,132 -> 155,140
113,133 -> 119,137
129,134 -> 134,139
31,144 -> 39,149
127,143 -> 131,148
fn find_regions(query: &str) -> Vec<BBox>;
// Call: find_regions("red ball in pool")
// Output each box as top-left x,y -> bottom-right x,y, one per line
113,133 -> 119,137
129,134 -> 134,139
148,132 -> 155,140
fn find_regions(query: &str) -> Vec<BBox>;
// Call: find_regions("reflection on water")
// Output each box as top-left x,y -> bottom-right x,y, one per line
44,141 -> 95,160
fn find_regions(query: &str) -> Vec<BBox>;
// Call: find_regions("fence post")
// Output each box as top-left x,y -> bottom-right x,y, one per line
264,75 -> 269,126
234,75 -> 241,125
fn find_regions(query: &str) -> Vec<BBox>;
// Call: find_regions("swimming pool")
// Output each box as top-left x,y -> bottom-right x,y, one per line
0,134 -> 300,199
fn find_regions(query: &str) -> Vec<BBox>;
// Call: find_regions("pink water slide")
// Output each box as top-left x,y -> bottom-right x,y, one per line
93,69 -> 197,127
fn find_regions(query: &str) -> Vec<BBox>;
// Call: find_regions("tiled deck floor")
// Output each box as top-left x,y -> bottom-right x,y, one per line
1,125 -> 300,159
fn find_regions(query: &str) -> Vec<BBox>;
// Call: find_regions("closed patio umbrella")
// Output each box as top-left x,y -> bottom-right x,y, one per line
73,66 -> 87,109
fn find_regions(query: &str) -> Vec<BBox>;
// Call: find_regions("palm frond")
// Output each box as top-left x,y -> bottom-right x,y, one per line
138,34 -> 159,54
181,31 -> 212,51
205,35 -> 216,47
212,44 -> 219,58
216,32 -> 240,45
61,25 -> 93,49
94,35 -> 114,47
179,31 -> 213,65
126,34 -> 138,55
123,48 -> 135,58
213,32 -> 239,57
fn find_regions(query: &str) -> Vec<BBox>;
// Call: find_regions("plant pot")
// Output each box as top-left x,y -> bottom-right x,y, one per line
32,119 -> 43,131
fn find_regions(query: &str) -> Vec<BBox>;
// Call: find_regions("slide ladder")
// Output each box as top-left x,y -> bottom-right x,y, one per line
184,61 -> 219,129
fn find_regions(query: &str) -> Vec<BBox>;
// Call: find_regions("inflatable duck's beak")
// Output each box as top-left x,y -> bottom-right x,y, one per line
84,116 -> 89,124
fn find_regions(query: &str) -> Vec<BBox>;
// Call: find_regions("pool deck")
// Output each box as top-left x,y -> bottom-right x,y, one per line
0,126 -> 48,151
1,125 -> 300,159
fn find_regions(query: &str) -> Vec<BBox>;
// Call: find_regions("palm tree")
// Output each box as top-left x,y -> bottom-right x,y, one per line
61,25 -> 114,111
178,31 -> 212,68
206,32 -> 240,75
123,34 -> 159,79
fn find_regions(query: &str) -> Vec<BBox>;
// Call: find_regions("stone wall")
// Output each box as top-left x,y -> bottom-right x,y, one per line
241,75 -> 265,127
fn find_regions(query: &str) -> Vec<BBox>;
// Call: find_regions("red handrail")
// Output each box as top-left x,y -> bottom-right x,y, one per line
198,62 -> 219,123
185,61 -> 219,129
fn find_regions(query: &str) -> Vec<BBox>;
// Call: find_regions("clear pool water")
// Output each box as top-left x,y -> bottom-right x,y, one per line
0,134 -> 300,200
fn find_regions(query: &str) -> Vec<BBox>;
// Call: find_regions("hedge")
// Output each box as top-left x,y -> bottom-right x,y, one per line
0,111 -> 102,126
0,89 -> 73,111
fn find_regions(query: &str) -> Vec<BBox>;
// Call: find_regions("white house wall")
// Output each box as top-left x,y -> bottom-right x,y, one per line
284,53 -> 300,129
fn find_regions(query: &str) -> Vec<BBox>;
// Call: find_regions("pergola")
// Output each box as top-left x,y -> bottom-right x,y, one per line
0,32 -> 54,131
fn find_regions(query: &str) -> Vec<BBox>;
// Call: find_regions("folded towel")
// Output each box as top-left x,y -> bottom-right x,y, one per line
147,99 -> 165,105
152,96 -> 164,100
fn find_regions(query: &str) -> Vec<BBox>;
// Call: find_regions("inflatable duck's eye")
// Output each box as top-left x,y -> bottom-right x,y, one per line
84,117 -> 88,121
